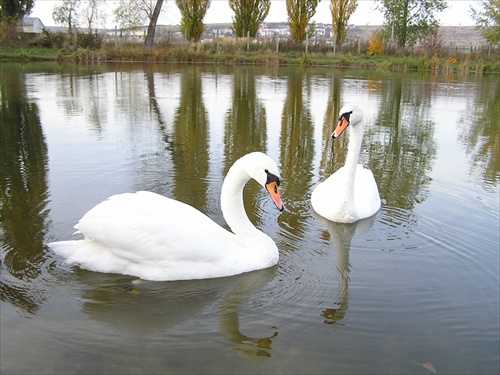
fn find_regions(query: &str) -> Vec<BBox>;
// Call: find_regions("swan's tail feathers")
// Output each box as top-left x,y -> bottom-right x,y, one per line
47,240 -> 127,274
48,240 -> 86,260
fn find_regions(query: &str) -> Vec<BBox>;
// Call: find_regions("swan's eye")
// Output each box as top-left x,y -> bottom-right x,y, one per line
340,111 -> 352,122
265,170 -> 281,186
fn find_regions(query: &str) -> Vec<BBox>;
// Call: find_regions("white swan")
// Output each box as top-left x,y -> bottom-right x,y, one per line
48,152 -> 284,281
311,104 -> 381,223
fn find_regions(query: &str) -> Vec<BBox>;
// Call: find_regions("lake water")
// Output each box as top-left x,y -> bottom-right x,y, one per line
1,62 -> 498,374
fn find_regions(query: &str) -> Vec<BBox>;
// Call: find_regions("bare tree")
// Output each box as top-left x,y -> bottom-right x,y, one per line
145,0 -> 164,49
114,0 -> 158,30
52,0 -> 80,34
80,0 -> 106,33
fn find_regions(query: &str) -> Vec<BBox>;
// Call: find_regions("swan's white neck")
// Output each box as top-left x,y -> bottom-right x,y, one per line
220,158 -> 267,243
340,121 -> 364,216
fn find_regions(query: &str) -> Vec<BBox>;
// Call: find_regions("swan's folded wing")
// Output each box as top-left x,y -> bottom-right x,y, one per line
354,165 -> 381,218
75,191 -> 235,264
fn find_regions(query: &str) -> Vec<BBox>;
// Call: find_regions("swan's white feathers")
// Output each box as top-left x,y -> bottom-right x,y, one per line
312,164 -> 380,223
312,104 -> 381,223
353,166 -> 381,219
48,152 -> 281,281
75,191 -> 231,262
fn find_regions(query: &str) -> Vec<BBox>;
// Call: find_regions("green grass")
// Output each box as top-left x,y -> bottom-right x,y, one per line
1,44 -> 499,74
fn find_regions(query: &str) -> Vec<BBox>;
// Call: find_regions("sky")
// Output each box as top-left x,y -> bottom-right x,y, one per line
29,0 -> 477,28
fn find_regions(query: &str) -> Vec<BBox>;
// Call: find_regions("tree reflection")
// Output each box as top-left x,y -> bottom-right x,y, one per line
0,63 -> 50,314
458,77 -> 500,189
55,69 -> 107,133
171,65 -> 210,212
318,72 -> 345,180
279,69 -> 316,220
224,67 -> 268,226
367,74 -> 437,209
224,66 -> 267,160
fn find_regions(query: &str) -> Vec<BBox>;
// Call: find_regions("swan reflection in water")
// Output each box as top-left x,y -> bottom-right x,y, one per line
313,212 -> 377,325
219,268 -> 278,360
76,266 -> 278,360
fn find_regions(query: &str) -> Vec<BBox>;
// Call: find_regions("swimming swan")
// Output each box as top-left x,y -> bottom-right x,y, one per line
311,104 -> 380,223
48,152 -> 284,281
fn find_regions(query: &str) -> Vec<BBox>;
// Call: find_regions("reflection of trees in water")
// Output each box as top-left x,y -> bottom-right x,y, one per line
318,72 -> 344,180
280,69 -> 316,219
0,64 -> 50,314
136,66 -> 176,195
224,67 -> 268,227
457,77 -> 499,189
224,66 -> 267,161
171,65 -> 210,212
55,69 -> 107,133
367,74 -> 437,209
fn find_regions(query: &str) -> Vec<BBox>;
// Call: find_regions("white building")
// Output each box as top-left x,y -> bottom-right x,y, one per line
19,17 -> 45,34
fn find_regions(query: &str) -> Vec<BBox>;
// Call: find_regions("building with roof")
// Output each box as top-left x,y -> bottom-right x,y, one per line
19,17 -> 45,34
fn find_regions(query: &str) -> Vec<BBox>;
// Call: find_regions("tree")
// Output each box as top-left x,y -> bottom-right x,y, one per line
144,0 -> 164,49
0,0 -> 34,45
52,0 -> 80,34
114,0 -> 158,30
330,0 -> 357,52
376,0 -> 447,48
80,0 -> 106,33
176,0 -> 211,42
286,0 -> 320,43
229,0 -> 271,38
0,0 -> 34,22
470,0 -> 500,45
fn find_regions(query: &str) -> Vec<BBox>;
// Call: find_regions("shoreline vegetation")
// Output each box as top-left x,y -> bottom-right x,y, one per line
1,39 -> 499,74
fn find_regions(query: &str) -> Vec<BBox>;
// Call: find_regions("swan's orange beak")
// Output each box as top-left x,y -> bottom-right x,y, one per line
266,181 -> 284,211
332,114 -> 350,138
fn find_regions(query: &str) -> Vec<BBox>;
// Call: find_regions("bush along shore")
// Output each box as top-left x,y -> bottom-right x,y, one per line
1,37 -> 499,74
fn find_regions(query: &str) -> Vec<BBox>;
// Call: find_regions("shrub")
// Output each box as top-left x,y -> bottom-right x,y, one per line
367,33 -> 384,56
77,32 -> 103,49
0,22 -> 20,47
30,30 -> 66,49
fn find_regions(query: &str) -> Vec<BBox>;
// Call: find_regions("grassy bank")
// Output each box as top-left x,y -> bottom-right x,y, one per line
1,41 -> 499,74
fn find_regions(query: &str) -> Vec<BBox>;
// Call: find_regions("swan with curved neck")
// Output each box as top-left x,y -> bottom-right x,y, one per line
311,104 -> 380,223
48,152 -> 284,281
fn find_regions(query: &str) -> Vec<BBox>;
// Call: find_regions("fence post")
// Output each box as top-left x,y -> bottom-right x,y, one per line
276,37 -> 279,52
306,33 -> 309,54
247,31 -> 250,51
357,38 -> 361,54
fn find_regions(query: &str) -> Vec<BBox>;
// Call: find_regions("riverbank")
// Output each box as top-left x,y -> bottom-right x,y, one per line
1,44 -> 498,74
